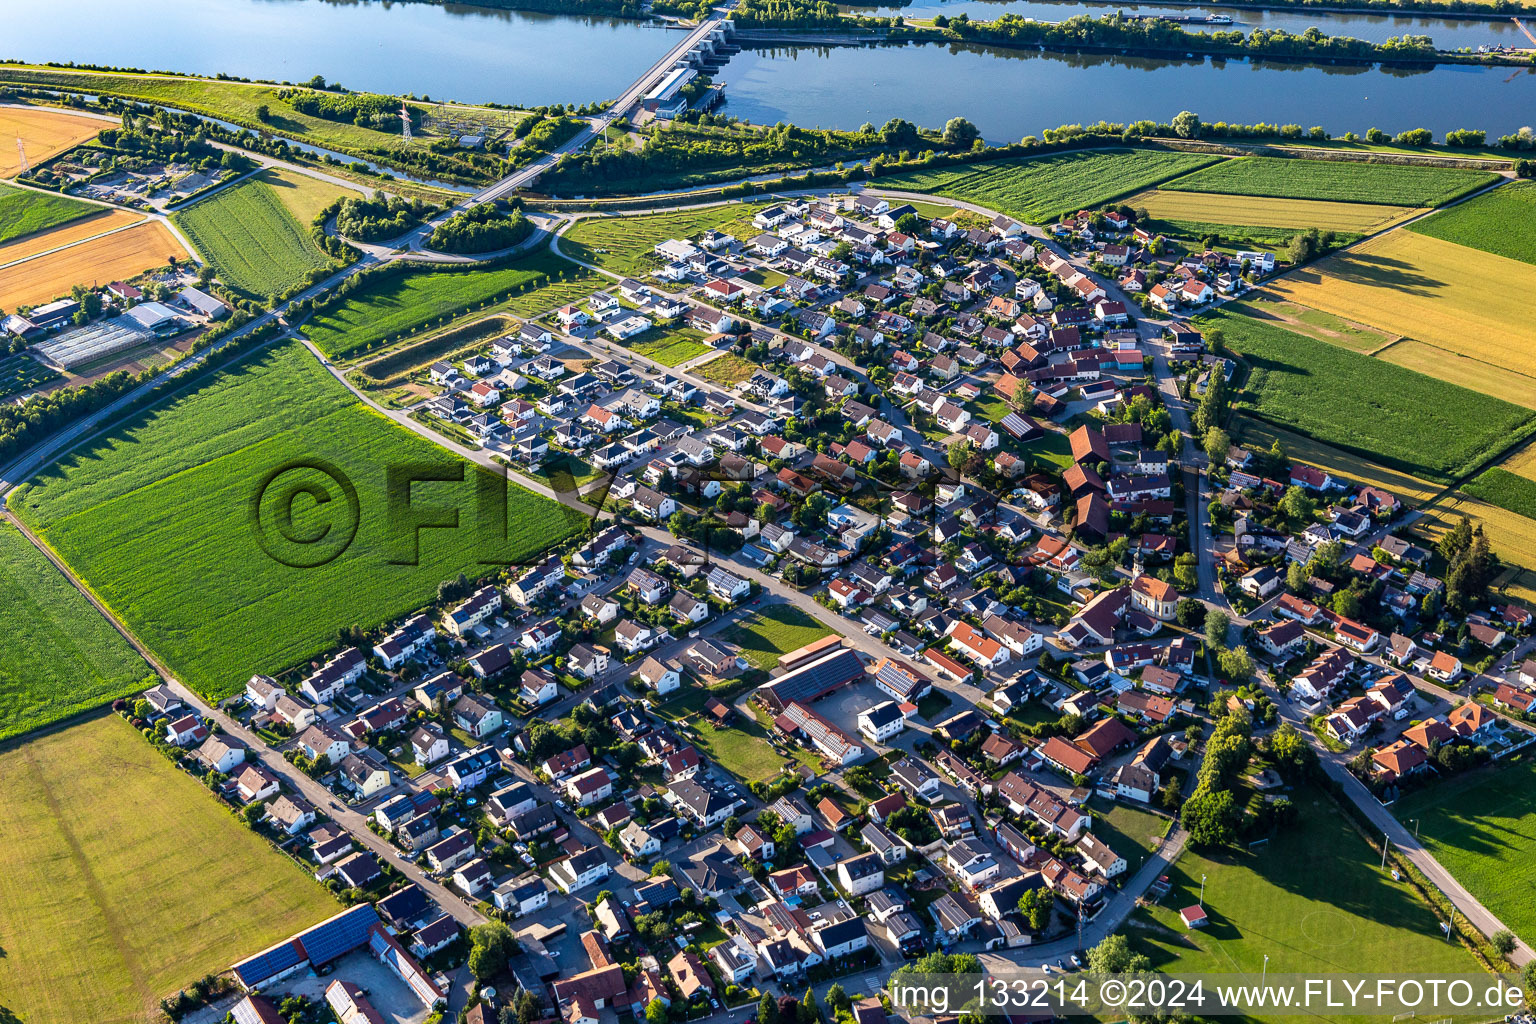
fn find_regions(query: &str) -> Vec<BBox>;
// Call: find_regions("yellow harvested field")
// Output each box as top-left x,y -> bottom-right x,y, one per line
1416,493 -> 1536,606
1233,419 -> 1444,506
0,220 -> 189,309
0,106 -> 105,178
1503,442 -> 1536,482
1374,339 -> 1536,410
1267,230 -> 1536,378
0,208 -> 141,266
1130,189 -> 1424,234
257,166 -> 361,223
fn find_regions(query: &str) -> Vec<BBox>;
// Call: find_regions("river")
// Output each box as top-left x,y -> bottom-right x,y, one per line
714,42 -> 1536,141
4,0 -> 1534,141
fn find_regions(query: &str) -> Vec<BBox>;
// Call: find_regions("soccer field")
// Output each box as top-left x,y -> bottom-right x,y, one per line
11,340 -> 588,698
1134,785 -> 1478,1012
0,715 -> 339,1024
1395,762 -> 1536,944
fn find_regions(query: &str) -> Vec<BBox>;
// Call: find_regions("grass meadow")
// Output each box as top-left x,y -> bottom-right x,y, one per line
561,205 -> 766,277
12,340 -> 587,698
718,604 -> 835,670
304,252 -> 586,358
695,353 -> 760,386
0,181 -> 100,245
0,522 -> 155,741
1132,786 -> 1478,1017
1199,305 -> 1536,484
1407,180 -> 1536,266
1395,761 -> 1536,944
173,174 -> 335,297
0,220 -> 188,309
873,149 -> 1219,223
1266,230 -> 1536,379
1160,156 -> 1497,207
0,715 -> 339,1024
1464,468 -> 1536,521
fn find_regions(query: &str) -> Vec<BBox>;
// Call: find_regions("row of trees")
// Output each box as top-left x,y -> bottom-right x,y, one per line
939,13 -> 1436,62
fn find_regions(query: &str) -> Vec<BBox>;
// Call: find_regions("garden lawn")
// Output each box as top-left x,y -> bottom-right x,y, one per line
717,604 -> 835,670
627,327 -> 711,367
1088,799 -> 1167,871
1463,468 -> 1536,521
1197,305 -> 1536,484
0,522 -> 155,741
0,714 -> 339,1024
0,181 -> 101,245
561,205 -> 766,277
874,149 -> 1219,224
1133,785 -> 1478,1002
1265,230 -> 1536,380
689,715 -> 789,783
10,340 -> 588,699
173,174 -> 334,297
1160,156 -> 1496,207
1407,180 -> 1536,266
1394,761 -> 1536,944
304,252 -> 582,358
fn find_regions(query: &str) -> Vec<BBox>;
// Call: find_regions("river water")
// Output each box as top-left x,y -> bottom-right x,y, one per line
5,0 -> 1534,140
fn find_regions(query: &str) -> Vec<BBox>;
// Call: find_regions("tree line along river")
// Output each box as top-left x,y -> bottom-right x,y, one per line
5,0 -> 1534,142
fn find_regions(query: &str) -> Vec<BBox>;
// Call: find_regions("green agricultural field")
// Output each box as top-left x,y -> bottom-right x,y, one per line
1196,305 -> 1536,484
1407,180 -> 1536,266
718,604 -> 835,670
0,521 -> 155,741
0,714 -> 339,1024
1394,761 -> 1536,944
11,340 -> 588,698
1133,785 -> 1478,1007
0,181 -> 100,245
561,205 -> 766,277
1161,156 -> 1497,207
304,252 -> 584,358
173,175 -> 334,297
1464,468 -> 1536,521
0,351 -> 60,398
874,149 -> 1219,224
